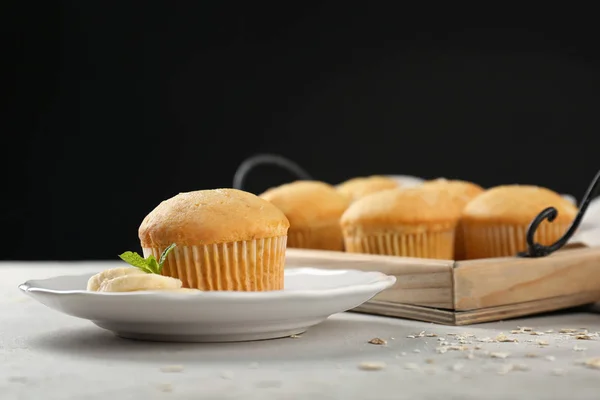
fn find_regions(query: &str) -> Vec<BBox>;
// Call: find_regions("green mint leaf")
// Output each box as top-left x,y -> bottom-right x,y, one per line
146,255 -> 161,274
118,243 -> 177,275
118,251 -> 153,273
159,243 -> 177,268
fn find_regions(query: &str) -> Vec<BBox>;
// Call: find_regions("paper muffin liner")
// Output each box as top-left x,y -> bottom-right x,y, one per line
142,236 -> 287,291
462,222 -> 571,259
343,230 -> 455,260
287,225 -> 344,251
453,220 -> 468,261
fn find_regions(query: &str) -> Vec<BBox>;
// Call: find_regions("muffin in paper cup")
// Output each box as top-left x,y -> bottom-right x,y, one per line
260,181 -> 349,251
421,178 -> 485,260
340,186 -> 462,260
285,224 -> 346,251
343,228 -> 455,259
461,185 -> 577,259
139,189 -> 289,291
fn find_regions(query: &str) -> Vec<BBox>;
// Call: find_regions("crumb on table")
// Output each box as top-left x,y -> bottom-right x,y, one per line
358,361 -> 386,371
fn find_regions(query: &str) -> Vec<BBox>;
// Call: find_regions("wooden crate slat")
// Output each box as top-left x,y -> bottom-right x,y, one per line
352,301 -> 456,325
454,291 -> 600,325
355,292 -> 600,326
453,247 -> 600,311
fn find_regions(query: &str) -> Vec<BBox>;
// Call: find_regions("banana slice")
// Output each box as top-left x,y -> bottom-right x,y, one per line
98,273 -> 183,292
87,267 -> 146,291
163,288 -> 201,293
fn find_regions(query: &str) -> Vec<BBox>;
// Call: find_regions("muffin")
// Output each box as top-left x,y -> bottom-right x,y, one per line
340,186 -> 462,259
421,178 -> 485,260
336,175 -> 400,203
260,180 -> 350,251
139,189 -> 289,291
461,185 -> 578,259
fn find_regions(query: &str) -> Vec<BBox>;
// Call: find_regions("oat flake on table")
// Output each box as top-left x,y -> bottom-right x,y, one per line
160,365 -> 184,373
358,362 -> 386,371
582,358 -> 600,370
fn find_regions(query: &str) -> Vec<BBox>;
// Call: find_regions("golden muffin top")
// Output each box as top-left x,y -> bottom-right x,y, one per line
260,180 -> 350,227
462,185 -> 577,225
421,178 -> 485,211
336,175 -> 400,202
340,186 -> 463,230
139,188 -> 290,247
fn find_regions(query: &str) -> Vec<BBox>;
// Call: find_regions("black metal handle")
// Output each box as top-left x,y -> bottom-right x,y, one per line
233,153 -> 313,191
518,169 -> 600,258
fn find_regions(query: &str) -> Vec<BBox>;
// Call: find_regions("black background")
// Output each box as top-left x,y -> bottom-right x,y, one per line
5,3 -> 599,260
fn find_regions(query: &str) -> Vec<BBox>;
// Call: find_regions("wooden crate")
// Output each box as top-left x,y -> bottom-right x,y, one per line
285,245 -> 600,325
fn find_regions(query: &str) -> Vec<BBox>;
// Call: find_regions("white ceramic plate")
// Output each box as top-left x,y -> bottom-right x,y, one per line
19,268 -> 396,343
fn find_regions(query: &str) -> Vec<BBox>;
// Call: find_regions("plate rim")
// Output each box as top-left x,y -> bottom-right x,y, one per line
18,267 -> 396,300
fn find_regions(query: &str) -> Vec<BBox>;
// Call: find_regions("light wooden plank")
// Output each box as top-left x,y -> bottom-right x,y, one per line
351,292 -> 600,326
285,248 -> 455,309
453,291 -> 600,325
453,246 -> 600,311
375,287 -> 453,308
352,301 -> 456,325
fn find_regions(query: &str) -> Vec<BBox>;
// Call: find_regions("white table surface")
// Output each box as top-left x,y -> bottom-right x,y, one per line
3,262 -> 600,400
